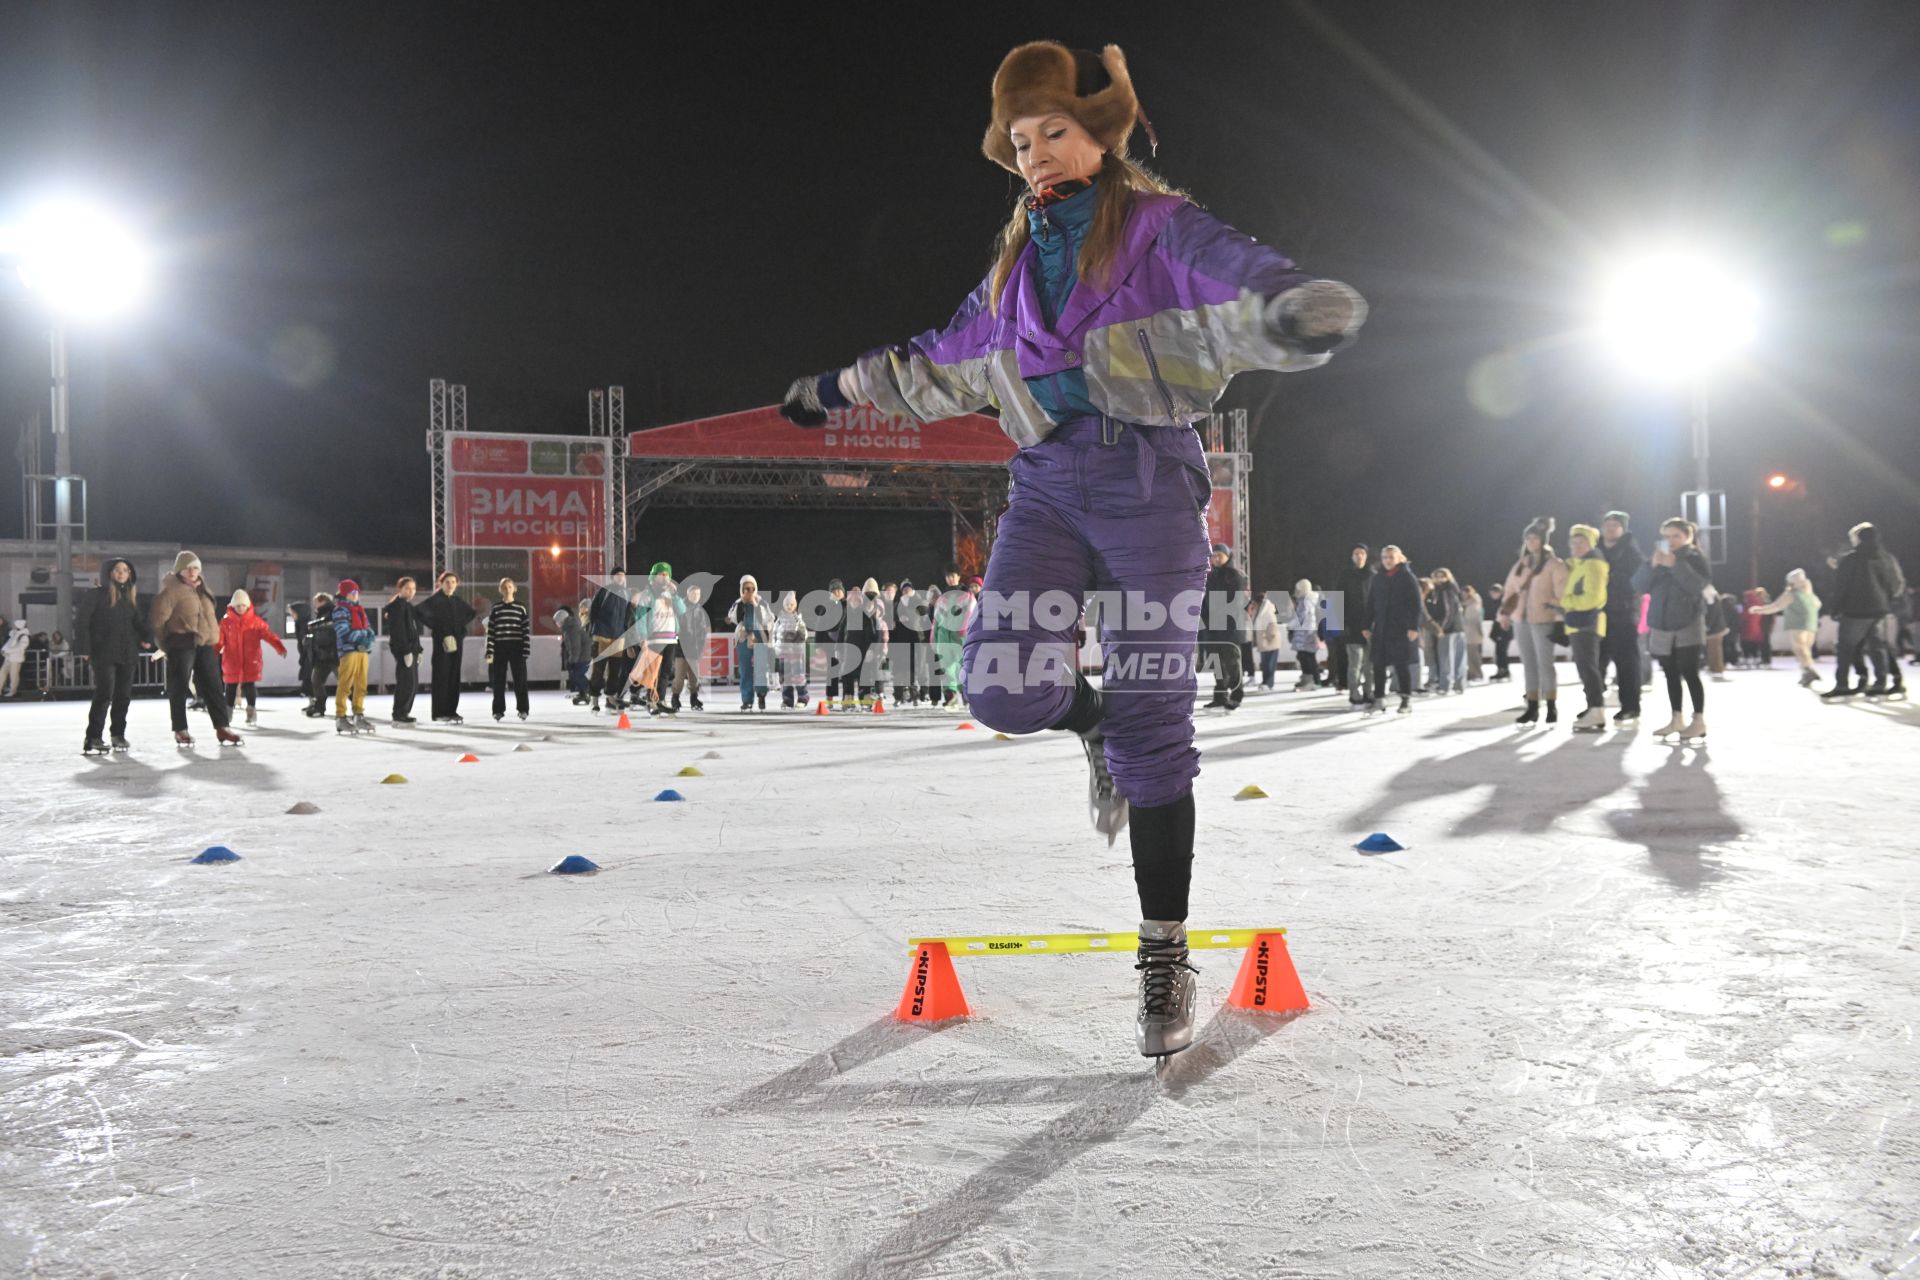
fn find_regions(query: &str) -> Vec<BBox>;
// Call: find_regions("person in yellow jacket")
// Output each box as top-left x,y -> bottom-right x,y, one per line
1561,523 -> 1612,731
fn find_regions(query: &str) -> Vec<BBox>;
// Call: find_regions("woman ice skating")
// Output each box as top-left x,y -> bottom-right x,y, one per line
81,557 -> 152,754
1646,517 -> 1713,742
1749,569 -> 1822,686
1288,582 -> 1321,690
1500,518 -> 1569,725
149,551 -> 242,747
218,589 -> 287,726
1365,545 -> 1422,714
777,40 -> 1365,1058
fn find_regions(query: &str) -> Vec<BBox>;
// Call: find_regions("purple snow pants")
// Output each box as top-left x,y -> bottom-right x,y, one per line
962,416 -> 1211,808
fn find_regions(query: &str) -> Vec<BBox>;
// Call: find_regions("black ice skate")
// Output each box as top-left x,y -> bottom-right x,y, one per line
1079,724 -> 1128,846
110,735 -> 130,752
83,735 -> 110,757
1135,921 -> 1198,1061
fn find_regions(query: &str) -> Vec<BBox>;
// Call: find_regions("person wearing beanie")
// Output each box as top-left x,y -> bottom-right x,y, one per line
1749,568 -> 1824,686
147,551 -> 241,745
416,570 -> 478,722
778,40 -> 1367,1060
80,557 -> 150,753
625,563 -> 683,716
385,576 -> 425,724
1334,543 -> 1376,704
725,574 -> 775,711
486,577 -> 533,721
217,588 -> 287,726
1597,510 -> 1645,722
1498,517 -> 1569,725
330,580 -> 378,732
1560,524 -> 1612,731
302,593 -> 338,716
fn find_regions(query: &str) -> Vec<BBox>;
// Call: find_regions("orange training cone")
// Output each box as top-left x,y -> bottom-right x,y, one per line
616,711 -> 633,730
1226,932 -> 1308,1013
957,722 -> 975,731
814,699 -> 830,716
456,753 -> 480,764
872,699 -> 886,715
894,942 -> 971,1023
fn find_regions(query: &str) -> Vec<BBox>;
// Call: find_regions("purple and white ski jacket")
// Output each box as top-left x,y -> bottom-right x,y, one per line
845,193 -> 1336,448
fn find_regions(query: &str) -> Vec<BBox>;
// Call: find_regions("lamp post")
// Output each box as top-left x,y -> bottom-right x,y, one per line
1598,250 -> 1758,564
1753,472 -> 1802,589
5,201 -> 150,651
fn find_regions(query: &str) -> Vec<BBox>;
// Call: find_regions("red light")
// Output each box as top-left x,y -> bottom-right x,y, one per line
549,544 -> 562,558
1767,473 -> 1789,489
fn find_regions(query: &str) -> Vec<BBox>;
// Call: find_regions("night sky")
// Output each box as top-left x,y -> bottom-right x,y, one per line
2,2 -> 1917,594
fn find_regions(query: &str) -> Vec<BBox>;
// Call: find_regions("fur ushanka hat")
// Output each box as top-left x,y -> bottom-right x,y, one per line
981,42 -> 1156,173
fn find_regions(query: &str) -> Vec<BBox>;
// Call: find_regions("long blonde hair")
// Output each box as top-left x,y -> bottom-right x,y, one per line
989,153 -> 1188,314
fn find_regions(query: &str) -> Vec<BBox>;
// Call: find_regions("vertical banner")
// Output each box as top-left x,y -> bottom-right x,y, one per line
1205,454 -> 1239,551
444,433 -> 612,633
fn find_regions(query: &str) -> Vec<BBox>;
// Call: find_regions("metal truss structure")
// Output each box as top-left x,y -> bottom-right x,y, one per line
1205,409 -> 1253,584
427,379 -> 463,577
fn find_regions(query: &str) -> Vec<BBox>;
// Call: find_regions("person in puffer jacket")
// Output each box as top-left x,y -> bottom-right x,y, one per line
218,589 -> 287,725
776,39 -> 1364,1062
330,579 -> 377,726
773,590 -> 811,708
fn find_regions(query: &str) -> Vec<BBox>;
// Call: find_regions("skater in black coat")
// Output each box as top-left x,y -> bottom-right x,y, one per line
82,557 -> 152,753
303,594 -> 339,716
1826,522 -> 1908,697
1203,543 -> 1248,709
1364,545 -> 1423,712
415,571 -> 478,722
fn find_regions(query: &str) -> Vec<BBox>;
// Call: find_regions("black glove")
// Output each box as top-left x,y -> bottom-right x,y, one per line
1267,281 -> 1368,355
779,370 -> 850,427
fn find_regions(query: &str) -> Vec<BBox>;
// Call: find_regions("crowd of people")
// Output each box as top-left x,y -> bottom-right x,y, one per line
1225,510 -> 1912,740
10,510 -> 1912,756
558,564 -> 988,718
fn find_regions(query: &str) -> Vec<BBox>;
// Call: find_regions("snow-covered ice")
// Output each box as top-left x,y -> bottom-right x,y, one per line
3,672 -> 1917,1278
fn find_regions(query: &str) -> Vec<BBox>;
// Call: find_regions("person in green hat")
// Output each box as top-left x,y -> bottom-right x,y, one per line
629,562 -> 683,715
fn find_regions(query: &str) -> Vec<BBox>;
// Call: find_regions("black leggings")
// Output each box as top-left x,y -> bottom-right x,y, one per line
225,681 -> 257,709
1661,644 -> 1705,715
1130,793 -> 1195,922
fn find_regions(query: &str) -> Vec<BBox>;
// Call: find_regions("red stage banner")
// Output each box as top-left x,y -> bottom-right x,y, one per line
628,404 -> 1015,466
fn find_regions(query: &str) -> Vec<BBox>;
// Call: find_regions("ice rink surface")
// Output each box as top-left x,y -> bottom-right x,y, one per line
3,670 -> 1917,1279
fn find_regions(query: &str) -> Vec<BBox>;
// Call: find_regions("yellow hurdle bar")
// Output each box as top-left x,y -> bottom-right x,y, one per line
906,927 -> 1287,957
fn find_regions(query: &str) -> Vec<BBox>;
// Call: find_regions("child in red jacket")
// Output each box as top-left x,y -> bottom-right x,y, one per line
219,589 -> 288,725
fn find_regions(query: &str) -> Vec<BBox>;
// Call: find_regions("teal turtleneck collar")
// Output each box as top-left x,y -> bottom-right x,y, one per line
1025,177 -> 1099,244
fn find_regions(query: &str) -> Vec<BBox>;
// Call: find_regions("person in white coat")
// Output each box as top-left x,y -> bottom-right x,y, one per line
1251,592 -> 1285,690
1,621 -> 30,698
